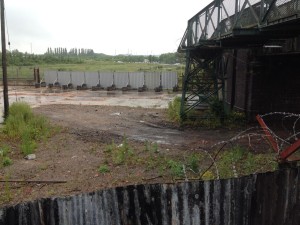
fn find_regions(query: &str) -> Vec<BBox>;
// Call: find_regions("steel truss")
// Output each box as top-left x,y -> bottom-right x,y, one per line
180,49 -> 227,119
179,0 -> 300,51
179,0 -> 300,120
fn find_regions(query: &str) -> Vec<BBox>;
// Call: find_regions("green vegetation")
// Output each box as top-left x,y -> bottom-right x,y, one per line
187,153 -> 202,173
103,136 -> 276,180
7,49 -> 184,66
167,96 -> 246,128
217,146 -> 277,179
0,175 -> 12,203
167,96 -> 182,123
0,145 -> 12,167
3,50 -> 184,79
2,102 -> 53,156
2,157 -> 12,167
98,165 -> 110,174
203,97 -> 246,128
144,141 -> 159,153
105,136 -> 134,165
167,160 -> 184,178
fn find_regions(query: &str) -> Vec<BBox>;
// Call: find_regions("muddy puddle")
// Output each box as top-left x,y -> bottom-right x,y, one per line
0,86 -> 179,113
0,87 -> 232,146
0,86 -> 180,127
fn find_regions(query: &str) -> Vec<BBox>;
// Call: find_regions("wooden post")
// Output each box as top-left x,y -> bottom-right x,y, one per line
1,0 -> 9,119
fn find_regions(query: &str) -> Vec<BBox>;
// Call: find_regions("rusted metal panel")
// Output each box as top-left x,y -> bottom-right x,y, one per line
0,167 -> 299,225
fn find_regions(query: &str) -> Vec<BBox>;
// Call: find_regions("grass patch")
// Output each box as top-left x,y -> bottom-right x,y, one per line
6,60 -> 181,79
144,141 -> 159,153
105,136 -> 134,165
2,157 -> 12,167
98,165 -> 110,174
174,96 -> 246,129
104,137 -> 277,181
2,102 -> 53,156
216,146 -> 277,179
187,153 -> 201,173
167,160 -> 184,178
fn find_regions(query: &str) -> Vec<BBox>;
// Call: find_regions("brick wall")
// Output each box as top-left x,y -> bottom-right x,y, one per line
250,53 -> 300,115
225,42 -> 300,120
225,49 -> 250,112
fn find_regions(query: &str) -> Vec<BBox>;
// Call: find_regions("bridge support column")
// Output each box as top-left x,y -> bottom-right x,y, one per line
180,49 -> 225,120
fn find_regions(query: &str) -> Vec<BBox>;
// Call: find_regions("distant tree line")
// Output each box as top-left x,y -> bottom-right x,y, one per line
5,49 -> 82,66
46,47 -> 94,56
3,48 -> 184,66
96,52 -> 185,64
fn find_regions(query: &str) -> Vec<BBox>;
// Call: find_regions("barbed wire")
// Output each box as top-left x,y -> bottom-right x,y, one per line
260,112 -> 300,118
197,112 -> 300,180
260,112 -> 300,152
210,127 -> 264,149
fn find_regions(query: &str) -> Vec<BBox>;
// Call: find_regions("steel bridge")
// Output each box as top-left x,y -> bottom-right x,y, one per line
178,0 -> 300,119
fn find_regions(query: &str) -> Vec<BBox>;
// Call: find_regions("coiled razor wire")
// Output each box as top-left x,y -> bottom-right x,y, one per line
198,112 -> 300,179
260,112 -> 300,153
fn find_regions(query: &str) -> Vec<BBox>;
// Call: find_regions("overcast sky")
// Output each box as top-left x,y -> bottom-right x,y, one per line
5,0 -> 212,55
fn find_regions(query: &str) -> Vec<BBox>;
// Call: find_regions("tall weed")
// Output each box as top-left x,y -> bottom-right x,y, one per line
167,96 -> 181,123
0,145 -> 12,167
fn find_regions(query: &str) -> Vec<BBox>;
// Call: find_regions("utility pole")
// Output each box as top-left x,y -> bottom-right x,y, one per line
1,0 -> 9,119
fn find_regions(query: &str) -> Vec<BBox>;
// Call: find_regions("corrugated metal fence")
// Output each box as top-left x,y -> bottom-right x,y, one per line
44,71 -> 178,90
0,166 -> 299,225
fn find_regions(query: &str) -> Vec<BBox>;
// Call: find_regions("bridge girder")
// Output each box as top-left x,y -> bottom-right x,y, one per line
179,0 -> 300,52
179,0 -> 300,121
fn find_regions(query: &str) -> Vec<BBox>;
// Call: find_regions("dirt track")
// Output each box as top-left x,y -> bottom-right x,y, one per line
0,88 -> 239,206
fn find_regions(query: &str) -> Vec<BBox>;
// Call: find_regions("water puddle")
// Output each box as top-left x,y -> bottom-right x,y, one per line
0,86 -> 180,123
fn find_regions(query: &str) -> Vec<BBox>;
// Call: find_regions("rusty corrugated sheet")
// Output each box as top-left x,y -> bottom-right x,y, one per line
0,167 -> 299,225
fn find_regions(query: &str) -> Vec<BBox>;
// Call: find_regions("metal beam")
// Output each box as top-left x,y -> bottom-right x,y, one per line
179,0 -> 300,122
262,0 -> 278,22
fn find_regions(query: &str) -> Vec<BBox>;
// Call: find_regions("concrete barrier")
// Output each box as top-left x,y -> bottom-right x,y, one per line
43,71 -> 178,90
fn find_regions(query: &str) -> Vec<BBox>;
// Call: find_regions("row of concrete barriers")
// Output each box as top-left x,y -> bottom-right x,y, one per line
40,71 -> 179,92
